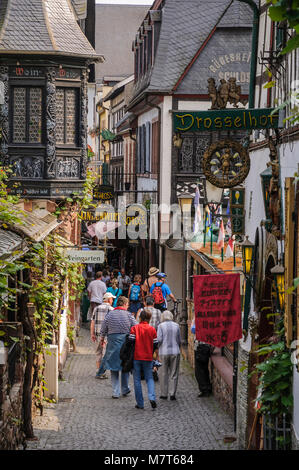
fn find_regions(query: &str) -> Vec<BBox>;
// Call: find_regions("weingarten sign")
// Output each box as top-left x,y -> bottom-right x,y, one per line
173,108 -> 281,133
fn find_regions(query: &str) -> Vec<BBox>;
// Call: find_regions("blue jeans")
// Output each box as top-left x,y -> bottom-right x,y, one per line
133,360 -> 156,408
110,370 -> 130,398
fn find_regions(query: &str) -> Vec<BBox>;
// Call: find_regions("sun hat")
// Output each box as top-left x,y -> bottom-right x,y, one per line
148,267 -> 159,276
103,292 -> 116,300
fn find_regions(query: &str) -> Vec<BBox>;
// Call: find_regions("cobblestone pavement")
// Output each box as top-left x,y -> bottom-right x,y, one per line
26,325 -> 238,451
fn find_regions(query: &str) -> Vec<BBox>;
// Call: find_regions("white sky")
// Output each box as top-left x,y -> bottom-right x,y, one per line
96,0 -> 153,4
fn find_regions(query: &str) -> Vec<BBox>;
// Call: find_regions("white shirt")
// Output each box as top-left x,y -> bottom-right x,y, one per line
87,279 -> 107,303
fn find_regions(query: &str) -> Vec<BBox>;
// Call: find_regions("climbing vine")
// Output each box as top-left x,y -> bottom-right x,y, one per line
251,317 -> 293,448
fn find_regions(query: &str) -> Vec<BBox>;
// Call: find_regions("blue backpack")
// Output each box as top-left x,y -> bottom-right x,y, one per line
130,284 -> 141,301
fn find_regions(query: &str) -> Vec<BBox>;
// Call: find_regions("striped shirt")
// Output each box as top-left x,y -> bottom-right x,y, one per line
91,303 -> 114,336
157,320 -> 181,356
100,307 -> 137,337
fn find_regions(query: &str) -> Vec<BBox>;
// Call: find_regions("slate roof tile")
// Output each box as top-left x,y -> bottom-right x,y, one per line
0,0 -> 101,59
132,0 -> 256,98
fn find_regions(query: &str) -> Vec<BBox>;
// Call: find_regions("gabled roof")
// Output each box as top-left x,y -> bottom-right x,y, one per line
0,0 -> 103,60
131,0 -> 256,102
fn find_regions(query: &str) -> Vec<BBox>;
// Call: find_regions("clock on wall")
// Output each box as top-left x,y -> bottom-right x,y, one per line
203,140 -> 250,188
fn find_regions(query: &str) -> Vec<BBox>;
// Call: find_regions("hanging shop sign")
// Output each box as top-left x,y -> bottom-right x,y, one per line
79,205 -> 147,226
229,187 -> 245,235
65,250 -> 105,264
203,140 -> 250,188
173,108 -> 281,133
193,273 -> 242,348
93,185 -> 115,201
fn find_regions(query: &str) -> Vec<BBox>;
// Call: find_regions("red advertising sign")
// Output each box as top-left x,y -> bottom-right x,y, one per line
193,273 -> 242,347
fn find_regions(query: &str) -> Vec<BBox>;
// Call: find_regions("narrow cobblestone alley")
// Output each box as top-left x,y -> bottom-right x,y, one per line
26,325 -> 238,451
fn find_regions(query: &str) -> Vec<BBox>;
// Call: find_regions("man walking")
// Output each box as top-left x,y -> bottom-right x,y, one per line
90,292 -> 115,379
157,310 -> 181,401
136,296 -> 161,331
87,271 -> 107,317
150,274 -> 177,312
191,318 -> 213,397
98,296 -> 137,398
141,267 -> 159,303
129,309 -> 159,409
117,268 -> 131,298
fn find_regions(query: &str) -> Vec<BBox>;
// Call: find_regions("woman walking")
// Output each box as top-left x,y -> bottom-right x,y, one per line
128,274 -> 142,316
107,279 -> 122,307
129,309 -> 159,409
157,310 -> 181,401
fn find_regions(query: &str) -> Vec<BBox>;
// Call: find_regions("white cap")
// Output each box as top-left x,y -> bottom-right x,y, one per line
103,292 -> 116,300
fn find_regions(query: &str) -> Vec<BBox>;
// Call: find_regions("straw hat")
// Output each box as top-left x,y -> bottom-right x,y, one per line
148,267 -> 159,276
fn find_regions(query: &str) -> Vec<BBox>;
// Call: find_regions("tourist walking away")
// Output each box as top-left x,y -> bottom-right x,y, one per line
141,267 -> 159,303
136,296 -> 161,330
157,310 -> 181,401
80,284 -> 90,323
129,309 -> 159,409
90,292 -> 115,379
150,274 -> 177,312
87,271 -> 107,316
191,318 -> 214,397
107,279 -> 122,307
117,268 -> 131,298
128,274 -> 142,316
98,296 -> 137,398
102,269 -> 111,286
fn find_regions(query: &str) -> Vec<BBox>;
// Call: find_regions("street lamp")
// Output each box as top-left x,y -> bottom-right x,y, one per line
177,193 -> 194,347
240,235 -> 254,276
271,260 -> 285,311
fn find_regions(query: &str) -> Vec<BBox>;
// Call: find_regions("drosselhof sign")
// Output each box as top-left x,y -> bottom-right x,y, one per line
173,108 -> 281,133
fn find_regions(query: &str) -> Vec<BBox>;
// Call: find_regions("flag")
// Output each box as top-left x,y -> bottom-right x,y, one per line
225,236 -> 235,258
95,221 -> 120,238
217,219 -> 225,249
193,186 -> 202,234
226,201 -> 232,237
87,223 -> 96,238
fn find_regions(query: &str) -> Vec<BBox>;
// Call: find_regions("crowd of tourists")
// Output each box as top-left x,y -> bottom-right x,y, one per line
86,266 -> 182,409
85,265 -> 214,409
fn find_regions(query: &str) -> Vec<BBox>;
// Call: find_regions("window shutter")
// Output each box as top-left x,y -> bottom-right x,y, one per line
285,177 -> 295,347
145,121 -> 151,173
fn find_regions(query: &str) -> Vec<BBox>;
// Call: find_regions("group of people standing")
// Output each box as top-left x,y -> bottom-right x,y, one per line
87,266 -> 182,409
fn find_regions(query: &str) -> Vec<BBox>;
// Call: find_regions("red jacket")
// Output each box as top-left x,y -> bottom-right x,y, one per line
129,322 -> 158,361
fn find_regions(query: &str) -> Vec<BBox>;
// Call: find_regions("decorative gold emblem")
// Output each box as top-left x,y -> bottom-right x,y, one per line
203,140 -> 250,188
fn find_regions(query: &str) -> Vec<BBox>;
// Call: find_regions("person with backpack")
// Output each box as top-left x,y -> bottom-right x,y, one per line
150,274 -> 177,312
141,267 -> 159,304
128,274 -> 142,316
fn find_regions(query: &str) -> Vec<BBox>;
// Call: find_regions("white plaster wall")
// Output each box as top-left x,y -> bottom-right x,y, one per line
59,292 -> 68,361
87,83 -> 99,160
160,96 -> 173,208
138,107 -> 159,127
164,247 -> 184,303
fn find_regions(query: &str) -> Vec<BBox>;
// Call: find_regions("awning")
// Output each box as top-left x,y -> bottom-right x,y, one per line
0,229 -> 28,262
10,206 -> 61,242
